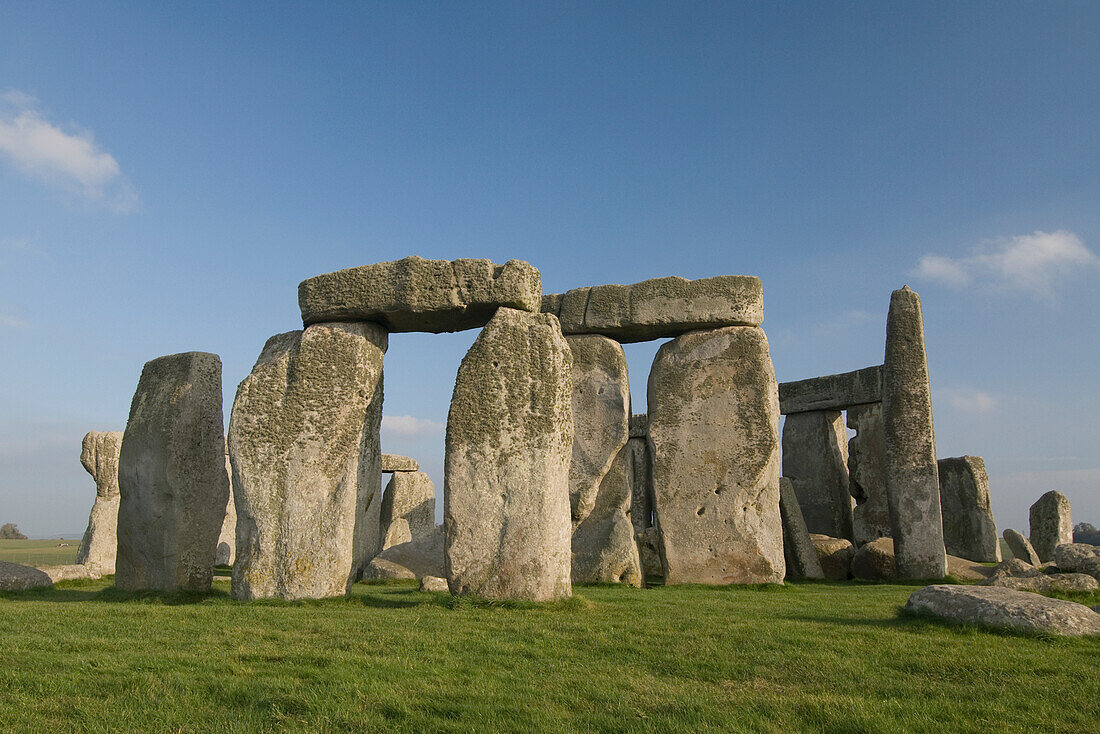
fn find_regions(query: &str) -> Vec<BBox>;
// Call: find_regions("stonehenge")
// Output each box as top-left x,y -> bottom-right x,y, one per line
1029,490 -> 1073,563
937,456 -> 999,563
778,478 -> 825,580
75,430 -> 123,574
781,410 -> 852,540
380,468 -> 435,550
846,403 -> 890,546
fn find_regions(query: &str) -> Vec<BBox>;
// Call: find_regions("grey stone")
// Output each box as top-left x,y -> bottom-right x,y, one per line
649,326 -> 784,585
809,535 -> 854,580
420,575 -> 449,593
846,403 -> 891,546
1053,543 -> 1100,582
947,555 -> 995,583
905,584 -> 1100,636
1029,490 -> 1073,563
0,561 -> 52,591
782,410 -> 853,540
983,572 -> 1098,595
381,454 -> 419,473
366,526 -> 445,580
38,564 -> 101,583
852,537 -> 991,582
1003,529 -> 1042,566
882,286 -> 946,579
572,445 -> 643,586
543,275 -> 763,343
938,456 -> 1000,563
635,526 -> 663,580
627,434 -> 661,579
75,430 -> 123,574
229,323 -> 386,600
116,352 -> 229,593
629,413 -> 647,439
380,471 -> 436,550
299,256 -> 542,332
444,308 -> 573,601
215,444 -> 235,566
779,365 -> 883,415
779,478 -> 825,580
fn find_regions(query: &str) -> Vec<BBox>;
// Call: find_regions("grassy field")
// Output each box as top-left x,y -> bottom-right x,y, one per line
0,578 -> 1097,733
0,538 -> 81,566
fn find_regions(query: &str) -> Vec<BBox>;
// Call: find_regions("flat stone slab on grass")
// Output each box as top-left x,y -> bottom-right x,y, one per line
905,584 -> 1100,636
299,256 -> 542,332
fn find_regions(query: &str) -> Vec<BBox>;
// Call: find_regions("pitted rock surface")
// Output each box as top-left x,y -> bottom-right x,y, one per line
75,430 -> 124,573
782,410 -> 852,540
938,456 -> 1000,563
906,584 -> 1100,636
1029,491 -> 1073,563
380,471 -> 436,550
847,403 -> 891,545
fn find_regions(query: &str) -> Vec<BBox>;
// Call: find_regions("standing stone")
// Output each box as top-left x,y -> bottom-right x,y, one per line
1003,528 -> 1041,567
627,414 -> 662,579
649,326 -> 784,585
782,410 -> 853,540
380,471 -> 436,550
938,456 -> 1000,563
229,323 -> 386,601
1029,490 -> 1073,563
215,443 -> 236,566
882,286 -> 946,579
779,478 -> 825,580
75,430 -> 123,573
444,308 -> 573,601
572,445 -> 643,586
116,352 -> 230,592
847,403 -> 891,546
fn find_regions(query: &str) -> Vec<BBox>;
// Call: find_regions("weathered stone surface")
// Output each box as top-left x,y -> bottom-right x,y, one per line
1029,491 -> 1073,563
380,471 -> 436,550
215,444 -> 235,566
116,352 -> 229,593
988,558 -> 1040,579
299,256 -> 542,332
381,454 -> 419,472
649,326 -> 784,585
444,308 -> 573,601
779,478 -> 825,580
572,446 -> 643,586
947,555 -> 995,583
882,286 -> 946,579
846,403 -> 891,546
809,535 -> 854,580
0,561 -> 52,591
542,275 -> 763,343
229,323 -> 386,600
1003,529 -> 1042,566
420,575 -> 448,592
38,564 -> 101,583
75,430 -> 123,573
626,433 -> 662,579
983,571 -> 1098,595
1054,543 -> 1100,582
366,526 -> 444,580
852,537 -> 991,582
629,413 -> 647,439
782,410 -> 852,540
905,584 -> 1100,636
779,365 -> 883,415
635,526 -> 663,580
938,456 -> 1000,563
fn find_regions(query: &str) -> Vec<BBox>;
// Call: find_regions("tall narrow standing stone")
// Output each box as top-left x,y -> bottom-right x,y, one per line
628,414 -> 662,579
938,456 -> 1000,563
444,308 -> 574,601
649,326 -> 784,585
846,403 -> 891,546
116,352 -> 230,592
75,430 -> 124,573
882,286 -> 946,579
215,444 -> 236,566
1029,490 -> 1073,563
779,478 -> 825,580
229,323 -> 386,600
781,410 -> 853,540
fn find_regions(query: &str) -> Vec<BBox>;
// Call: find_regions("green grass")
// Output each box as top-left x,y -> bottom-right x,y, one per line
0,579 -> 1097,733
0,538 -> 81,566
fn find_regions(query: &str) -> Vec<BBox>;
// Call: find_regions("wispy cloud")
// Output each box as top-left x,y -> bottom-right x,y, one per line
381,414 -> 446,438
0,90 -> 137,212
914,230 -> 1098,298
0,313 -> 28,329
940,388 -> 997,414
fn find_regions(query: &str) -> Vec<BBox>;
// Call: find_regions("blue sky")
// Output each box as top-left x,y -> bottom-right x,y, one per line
1,2 -> 1097,538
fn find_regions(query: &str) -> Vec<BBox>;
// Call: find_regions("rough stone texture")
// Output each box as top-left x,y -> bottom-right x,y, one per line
1054,543 -> 1100,582
542,275 -> 763,343
810,535 -> 854,580
629,413 -> 647,439
420,575 -> 448,592
778,365 -> 883,415
380,471 -> 436,550
38,564 -> 102,582
846,403 -> 891,546
444,308 -> 574,601
853,537 -> 991,582
782,410 -> 853,540
229,323 -> 386,600
215,445 -> 236,566
627,421 -> 660,579
938,456 -> 1000,563
905,584 -> 1100,636
982,571 -> 1098,595
0,561 -> 53,591
649,326 -> 784,585
299,256 -> 542,332
572,446 -> 643,586
948,555 -> 995,583
366,526 -> 445,580
882,286 -> 946,579
381,454 -> 419,472
635,527 -> 663,580
779,478 -> 825,580
116,352 -> 230,593
1003,528 -> 1042,566
75,430 -> 124,573
1029,490 -> 1073,563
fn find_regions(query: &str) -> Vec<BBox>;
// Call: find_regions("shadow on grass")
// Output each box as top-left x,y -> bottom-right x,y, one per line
1,583 -> 231,605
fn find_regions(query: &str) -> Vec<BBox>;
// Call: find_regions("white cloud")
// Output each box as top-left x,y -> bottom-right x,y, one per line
0,313 -> 27,328
940,388 -> 997,414
0,90 -> 137,212
914,230 -> 1099,298
381,414 -> 446,438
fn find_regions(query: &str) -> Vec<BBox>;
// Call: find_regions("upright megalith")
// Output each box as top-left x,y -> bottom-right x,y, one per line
648,326 -> 784,585
1029,490 -> 1073,563
781,410 -> 853,540
628,413 -> 661,579
938,456 -> 1000,563
215,445 -> 236,566
1003,528 -> 1041,566
229,323 -> 386,600
779,478 -> 825,580
882,286 -> 946,579
444,307 -> 574,601
379,470 -> 436,550
846,403 -> 890,546
75,430 -> 123,573
116,352 -> 230,592
572,445 -> 643,586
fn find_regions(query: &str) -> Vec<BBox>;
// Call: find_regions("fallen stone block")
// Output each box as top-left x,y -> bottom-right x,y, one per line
1003,529 -> 1042,567
810,534 -> 854,580
0,561 -> 53,591
905,584 -> 1100,636
420,575 -> 448,593
366,526 -> 444,581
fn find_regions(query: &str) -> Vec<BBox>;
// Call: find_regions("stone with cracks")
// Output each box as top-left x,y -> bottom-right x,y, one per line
1003,529 -> 1041,566
229,323 -> 386,600
116,352 -> 229,593
299,256 -> 542,332
215,444 -> 235,566
420,575 -> 448,592
1029,490 -> 1073,563
444,308 -> 574,601
779,478 -> 825,580
572,445 -> 643,586
982,570 -> 1097,594
649,326 -> 784,585
75,430 -> 123,573
1054,543 -> 1100,580
778,365 -> 883,415
380,471 -> 436,550
782,410 -> 853,540
882,286 -> 946,579
627,431 -> 662,580
905,584 -> 1100,636
381,454 -> 419,472
846,403 -> 891,546
938,456 -> 1000,563
366,526 -> 444,580
0,561 -> 53,591
853,537 -> 991,582
810,534 -> 854,580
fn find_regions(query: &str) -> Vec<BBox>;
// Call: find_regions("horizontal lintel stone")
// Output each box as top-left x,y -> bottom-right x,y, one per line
778,365 -> 883,415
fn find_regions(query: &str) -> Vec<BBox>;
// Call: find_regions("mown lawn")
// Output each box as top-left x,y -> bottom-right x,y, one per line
0,578 -> 1097,733
0,538 -> 81,566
